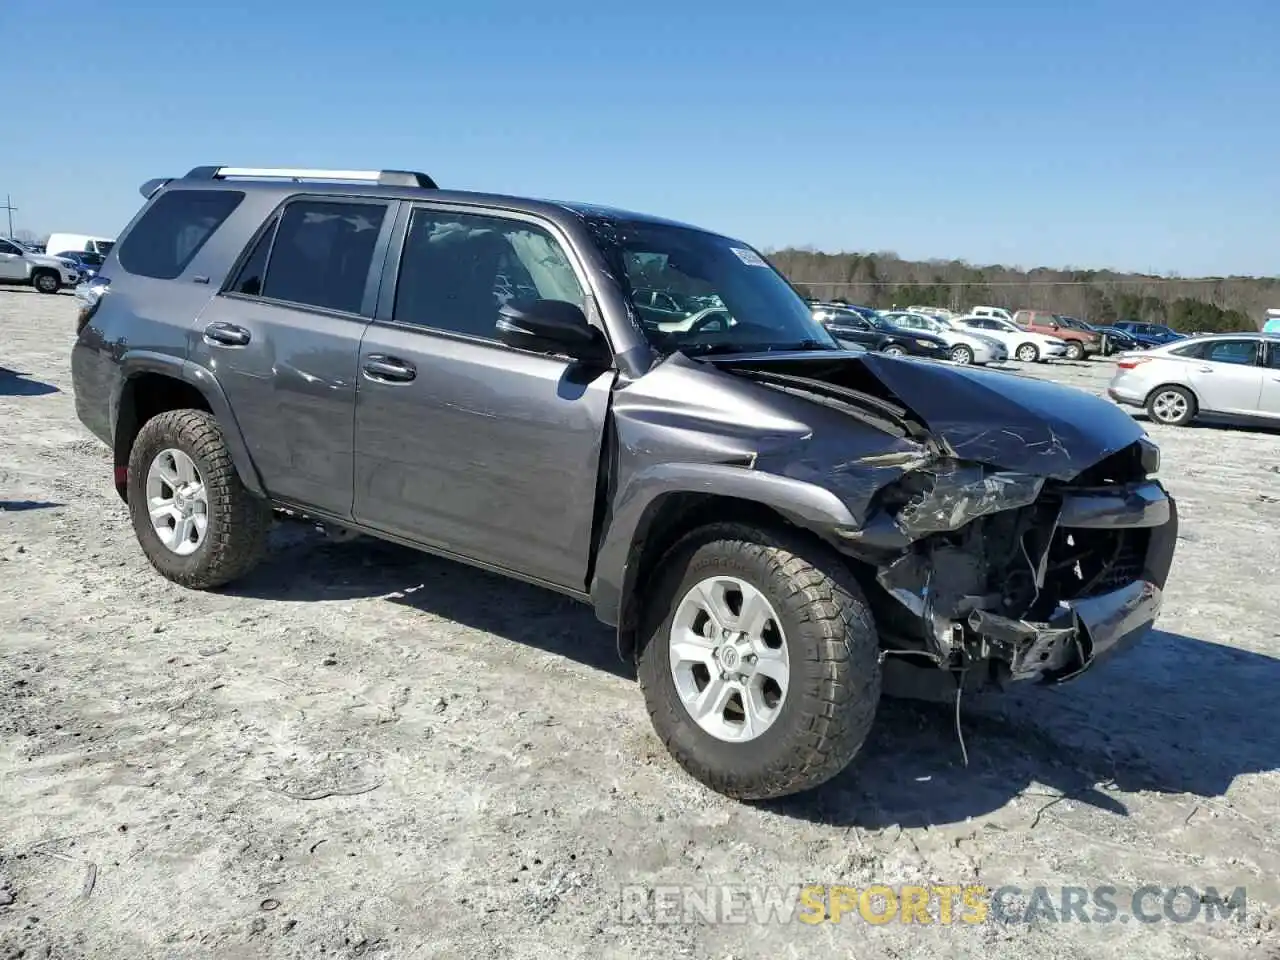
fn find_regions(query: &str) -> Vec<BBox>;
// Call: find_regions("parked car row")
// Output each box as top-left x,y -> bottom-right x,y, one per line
806,302 -> 1104,366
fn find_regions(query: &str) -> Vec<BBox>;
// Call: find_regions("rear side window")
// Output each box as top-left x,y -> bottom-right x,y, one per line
117,189 -> 244,279
1204,339 -> 1258,366
229,217 -> 278,297
1169,341 -> 1207,359
257,199 -> 388,314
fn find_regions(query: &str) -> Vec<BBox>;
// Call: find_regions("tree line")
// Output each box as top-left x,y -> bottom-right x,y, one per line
765,248 -> 1279,333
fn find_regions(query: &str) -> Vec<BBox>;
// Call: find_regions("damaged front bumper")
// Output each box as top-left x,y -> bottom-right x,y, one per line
979,482 -> 1177,684
858,460 -> 1178,686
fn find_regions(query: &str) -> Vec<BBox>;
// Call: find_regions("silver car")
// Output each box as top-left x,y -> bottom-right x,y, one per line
1107,332 -> 1280,426
0,237 -> 81,293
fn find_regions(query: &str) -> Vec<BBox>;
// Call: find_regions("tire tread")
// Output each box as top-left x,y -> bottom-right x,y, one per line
127,409 -> 270,589
638,522 -> 881,801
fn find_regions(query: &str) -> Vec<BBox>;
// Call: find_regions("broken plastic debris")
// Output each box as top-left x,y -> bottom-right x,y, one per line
895,465 -> 1044,538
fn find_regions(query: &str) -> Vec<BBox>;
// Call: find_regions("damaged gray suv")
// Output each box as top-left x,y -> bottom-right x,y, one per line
71,166 -> 1178,801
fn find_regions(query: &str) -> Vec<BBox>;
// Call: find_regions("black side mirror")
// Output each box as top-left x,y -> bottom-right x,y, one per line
497,299 -> 605,361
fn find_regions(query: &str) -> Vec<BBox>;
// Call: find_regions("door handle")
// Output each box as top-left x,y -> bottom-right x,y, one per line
1196,365 -> 1213,373
204,322 -> 251,346
363,355 -> 417,383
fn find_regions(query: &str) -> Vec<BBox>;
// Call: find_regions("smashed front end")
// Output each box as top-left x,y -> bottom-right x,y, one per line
715,353 -> 1178,687
847,445 -> 1176,684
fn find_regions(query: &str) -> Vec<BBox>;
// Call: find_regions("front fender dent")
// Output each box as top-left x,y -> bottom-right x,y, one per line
590,462 -> 859,641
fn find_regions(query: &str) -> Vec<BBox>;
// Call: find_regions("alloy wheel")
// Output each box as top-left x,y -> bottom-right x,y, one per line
145,448 -> 209,556
668,576 -> 790,743
1151,390 -> 1189,424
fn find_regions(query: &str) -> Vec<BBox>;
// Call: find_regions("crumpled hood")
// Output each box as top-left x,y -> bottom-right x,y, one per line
707,350 -> 1146,481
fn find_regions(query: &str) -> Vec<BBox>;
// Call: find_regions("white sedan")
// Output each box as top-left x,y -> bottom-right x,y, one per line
954,315 -> 1068,363
1107,332 -> 1280,426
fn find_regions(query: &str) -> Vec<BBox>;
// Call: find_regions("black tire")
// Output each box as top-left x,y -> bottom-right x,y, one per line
948,344 -> 975,365
881,343 -> 908,357
1015,342 -> 1040,363
126,409 -> 271,589
1145,385 -> 1197,427
32,270 -> 60,294
636,522 -> 882,801
1064,341 -> 1085,361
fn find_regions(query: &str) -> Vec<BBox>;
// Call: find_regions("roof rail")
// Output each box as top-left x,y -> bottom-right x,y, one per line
181,166 -> 438,189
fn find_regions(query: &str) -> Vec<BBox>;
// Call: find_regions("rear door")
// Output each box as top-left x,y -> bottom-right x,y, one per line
192,195 -> 398,516
1186,338 -> 1265,415
352,203 -> 614,590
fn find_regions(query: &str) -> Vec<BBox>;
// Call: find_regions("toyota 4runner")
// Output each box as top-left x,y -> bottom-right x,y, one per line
71,166 -> 1179,801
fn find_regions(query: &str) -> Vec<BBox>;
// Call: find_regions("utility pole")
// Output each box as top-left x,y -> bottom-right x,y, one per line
0,195 -> 15,238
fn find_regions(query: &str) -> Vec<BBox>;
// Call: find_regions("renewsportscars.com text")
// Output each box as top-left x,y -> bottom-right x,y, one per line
614,883 -> 1249,926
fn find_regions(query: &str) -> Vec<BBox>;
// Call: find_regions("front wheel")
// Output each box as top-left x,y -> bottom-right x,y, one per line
949,344 -> 975,365
126,409 -> 272,589
637,523 -> 882,801
1064,341 -> 1085,361
32,270 -> 60,294
1015,343 -> 1040,363
881,343 -> 908,357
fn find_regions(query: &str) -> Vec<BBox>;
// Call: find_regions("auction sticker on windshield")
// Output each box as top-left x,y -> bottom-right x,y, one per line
730,247 -> 769,267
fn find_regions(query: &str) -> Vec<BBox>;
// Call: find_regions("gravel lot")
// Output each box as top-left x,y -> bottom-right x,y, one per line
3,288 -> 1280,960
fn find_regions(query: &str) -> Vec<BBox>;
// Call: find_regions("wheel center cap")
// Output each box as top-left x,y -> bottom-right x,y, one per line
719,646 -> 740,670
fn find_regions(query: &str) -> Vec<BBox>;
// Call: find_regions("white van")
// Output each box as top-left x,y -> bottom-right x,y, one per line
44,233 -> 115,258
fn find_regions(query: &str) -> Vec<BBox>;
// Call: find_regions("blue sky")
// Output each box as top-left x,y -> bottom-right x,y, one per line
2,0 -> 1277,276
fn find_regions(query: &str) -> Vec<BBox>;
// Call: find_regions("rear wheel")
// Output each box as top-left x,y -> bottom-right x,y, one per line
1064,341 -> 1085,361
637,523 -> 882,800
1146,385 -> 1196,427
1016,342 -> 1040,363
32,270 -> 59,294
948,344 -> 974,365
126,409 -> 271,588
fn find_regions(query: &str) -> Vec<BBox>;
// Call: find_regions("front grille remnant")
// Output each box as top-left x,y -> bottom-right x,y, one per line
1043,526 -> 1150,604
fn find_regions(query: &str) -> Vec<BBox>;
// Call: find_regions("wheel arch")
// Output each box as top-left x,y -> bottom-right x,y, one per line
590,465 -> 862,664
111,353 -> 266,502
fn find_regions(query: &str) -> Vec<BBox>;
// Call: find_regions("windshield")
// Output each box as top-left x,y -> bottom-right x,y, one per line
583,217 -> 838,355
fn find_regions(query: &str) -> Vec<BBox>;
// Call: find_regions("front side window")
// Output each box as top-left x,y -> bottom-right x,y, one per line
0,240 -> 21,256
582,217 -> 836,356
260,199 -> 388,314
393,208 -> 585,340
117,189 -> 244,279
1204,339 -> 1259,366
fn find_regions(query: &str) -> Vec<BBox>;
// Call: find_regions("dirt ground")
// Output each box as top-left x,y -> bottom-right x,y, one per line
3,287 -> 1280,960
